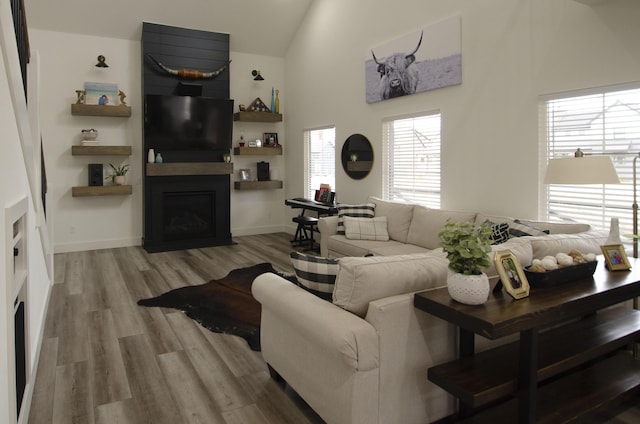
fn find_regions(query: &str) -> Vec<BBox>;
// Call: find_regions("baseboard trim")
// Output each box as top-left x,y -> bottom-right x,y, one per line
54,237 -> 141,253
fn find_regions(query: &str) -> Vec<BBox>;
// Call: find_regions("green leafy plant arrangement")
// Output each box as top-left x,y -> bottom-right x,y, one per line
105,162 -> 130,181
439,220 -> 493,275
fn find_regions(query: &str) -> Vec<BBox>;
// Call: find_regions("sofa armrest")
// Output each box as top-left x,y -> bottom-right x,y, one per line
319,216 -> 339,257
252,272 -> 378,371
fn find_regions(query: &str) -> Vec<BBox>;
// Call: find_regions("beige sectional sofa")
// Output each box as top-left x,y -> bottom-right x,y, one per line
252,197 -> 609,424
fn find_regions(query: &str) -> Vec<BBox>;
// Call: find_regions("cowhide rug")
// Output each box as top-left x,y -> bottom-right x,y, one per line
137,262 -> 295,351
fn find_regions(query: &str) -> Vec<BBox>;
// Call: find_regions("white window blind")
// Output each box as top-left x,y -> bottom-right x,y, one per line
304,127 -> 336,199
383,112 -> 441,208
542,86 -> 640,238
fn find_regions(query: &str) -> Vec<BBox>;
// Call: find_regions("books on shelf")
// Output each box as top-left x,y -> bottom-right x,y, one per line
81,140 -> 100,146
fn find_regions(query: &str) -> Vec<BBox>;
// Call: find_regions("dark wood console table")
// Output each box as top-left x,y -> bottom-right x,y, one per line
414,257 -> 640,423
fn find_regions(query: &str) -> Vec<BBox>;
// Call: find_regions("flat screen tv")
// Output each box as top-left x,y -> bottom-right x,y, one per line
144,95 -> 234,151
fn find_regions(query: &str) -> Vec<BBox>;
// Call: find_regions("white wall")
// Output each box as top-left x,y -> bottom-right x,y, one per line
284,0 -> 640,220
30,29 -> 289,252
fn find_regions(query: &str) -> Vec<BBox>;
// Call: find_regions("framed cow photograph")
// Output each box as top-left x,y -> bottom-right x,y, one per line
365,15 -> 461,103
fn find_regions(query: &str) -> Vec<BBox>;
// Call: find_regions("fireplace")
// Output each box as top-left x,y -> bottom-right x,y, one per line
144,174 -> 232,252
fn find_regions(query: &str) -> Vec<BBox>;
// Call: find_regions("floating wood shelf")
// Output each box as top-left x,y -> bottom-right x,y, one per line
233,146 -> 282,156
72,185 -> 132,197
347,161 -> 372,172
233,111 -> 282,122
71,104 -> 132,117
72,145 -> 132,156
146,162 -> 233,176
234,180 -> 283,190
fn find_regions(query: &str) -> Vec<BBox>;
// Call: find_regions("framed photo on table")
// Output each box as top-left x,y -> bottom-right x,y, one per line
494,250 -> 530,299
600,244 -> 631,271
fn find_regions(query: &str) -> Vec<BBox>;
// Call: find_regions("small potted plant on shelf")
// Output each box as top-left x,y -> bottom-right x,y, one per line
438,220 -> 493,305
105,162 -> 130,185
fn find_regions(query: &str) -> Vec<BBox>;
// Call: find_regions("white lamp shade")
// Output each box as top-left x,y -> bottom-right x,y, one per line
544,156 -> 621,185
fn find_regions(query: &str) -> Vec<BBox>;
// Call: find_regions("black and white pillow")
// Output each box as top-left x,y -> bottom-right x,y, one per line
484,220 -> 510,245
509,219 -> 550,237
336,203 -> 376,235
290,252 -> 339,300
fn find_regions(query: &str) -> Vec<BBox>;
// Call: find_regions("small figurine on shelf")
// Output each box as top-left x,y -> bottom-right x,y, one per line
119,90 -> 127,106
275,89 -> 280,114
75,90 -> 86,104
98,95 -> 109,105
155,153 -> 163,163
271,87 -> 275,113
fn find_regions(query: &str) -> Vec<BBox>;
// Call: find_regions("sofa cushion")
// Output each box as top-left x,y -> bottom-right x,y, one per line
333,254 -> 449,317
525,230 -> 608,259
336,203 -> 376,235
509,219 -> 550,237
344,216 -> 389,241
406,207 -> 477,250
367,197 -> 414,243
485,237 -> 533,278
290,252 -> 338,300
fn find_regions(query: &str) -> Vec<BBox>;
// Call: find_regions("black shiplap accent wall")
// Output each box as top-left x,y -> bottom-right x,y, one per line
142,22 -> 230,98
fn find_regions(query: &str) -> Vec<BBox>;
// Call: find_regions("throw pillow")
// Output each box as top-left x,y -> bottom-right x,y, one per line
336,203 -> 376,235
289,252 -> 338,300
509,219 -> 550,237
344,216 -> 390,241
484,220 -> 510,245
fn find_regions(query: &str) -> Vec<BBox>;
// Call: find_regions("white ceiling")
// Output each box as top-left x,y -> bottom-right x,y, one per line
25,0 -> 313,57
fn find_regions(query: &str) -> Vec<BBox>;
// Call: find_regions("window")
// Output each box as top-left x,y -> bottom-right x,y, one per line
304,127 -> 335,199
541,85 -> 640,238
383,112 -> 441,208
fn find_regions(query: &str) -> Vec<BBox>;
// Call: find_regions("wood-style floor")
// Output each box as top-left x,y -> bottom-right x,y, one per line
27,232 -> 640,423
27,233 -> 323,424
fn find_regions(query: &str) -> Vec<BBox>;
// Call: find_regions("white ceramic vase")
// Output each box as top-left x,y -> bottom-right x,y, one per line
114,175 -> 126,185
447,270 -> 490,305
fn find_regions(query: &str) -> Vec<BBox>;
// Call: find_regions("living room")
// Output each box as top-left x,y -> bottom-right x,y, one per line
1,0 -> 640,423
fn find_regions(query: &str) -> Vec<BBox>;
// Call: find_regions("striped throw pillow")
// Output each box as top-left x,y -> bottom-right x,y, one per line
336,203 -> 376,235
344,216 -> 389,241
290,252 -> 339,300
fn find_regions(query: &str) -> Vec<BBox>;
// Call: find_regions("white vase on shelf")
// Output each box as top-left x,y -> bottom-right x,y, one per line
147,148 -> 155,164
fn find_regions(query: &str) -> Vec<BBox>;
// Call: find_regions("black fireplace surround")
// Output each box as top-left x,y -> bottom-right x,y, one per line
144,175 -> 231,252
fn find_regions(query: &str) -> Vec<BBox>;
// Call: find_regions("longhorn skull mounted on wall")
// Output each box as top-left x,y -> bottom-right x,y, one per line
146,54 -> 231,79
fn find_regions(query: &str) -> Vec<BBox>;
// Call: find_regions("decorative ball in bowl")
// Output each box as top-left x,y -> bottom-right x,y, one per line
524,250 -> 597,288
81,129 -> 98,141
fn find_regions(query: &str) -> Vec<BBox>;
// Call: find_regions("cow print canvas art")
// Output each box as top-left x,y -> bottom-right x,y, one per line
365,15 -> 461,103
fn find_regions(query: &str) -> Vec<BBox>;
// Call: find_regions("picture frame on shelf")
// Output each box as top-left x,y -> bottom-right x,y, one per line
263,132 -> 278,146
84,82 -> 118,106
600,244 -> 631,271
494,250 -> 530,299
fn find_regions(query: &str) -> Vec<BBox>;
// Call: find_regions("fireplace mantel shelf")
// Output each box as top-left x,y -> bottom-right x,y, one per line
146,162 -> 233,176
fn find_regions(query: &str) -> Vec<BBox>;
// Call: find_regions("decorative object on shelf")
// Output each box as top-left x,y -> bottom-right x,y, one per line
439,220 -> 493,305
525,251 -> 597,287
350,153 -> 358,162
601,244 -> 631,271
239,169 -> 251,181
146,54 -> 230,79
494,250 -> 530,299
105,162 -> 129,185
271,87 -> 275,112
252,69 -> 264,81
247,97 -> 270,113
275,89 -> 280,114
88,164 -> 103,186
257,161 -> 270,181
118,90 -> 127,106
75,90 -> 86,104
223,153 -> 231,163
147,148 -> 155,164
155,153 -> 163,163
81,128 -> 98,141
263,132 -> 278,146
95,54 -> 109,68
238,104 -> 245,111
239,136 -> 245,147
84,82 -> 118,106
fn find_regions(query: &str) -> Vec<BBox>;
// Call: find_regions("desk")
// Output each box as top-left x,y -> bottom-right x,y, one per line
285,198 -> 337,249
413,257 -> 640,423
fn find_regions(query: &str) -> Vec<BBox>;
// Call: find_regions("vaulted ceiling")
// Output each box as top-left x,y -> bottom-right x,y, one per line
25,0 -> 313,57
